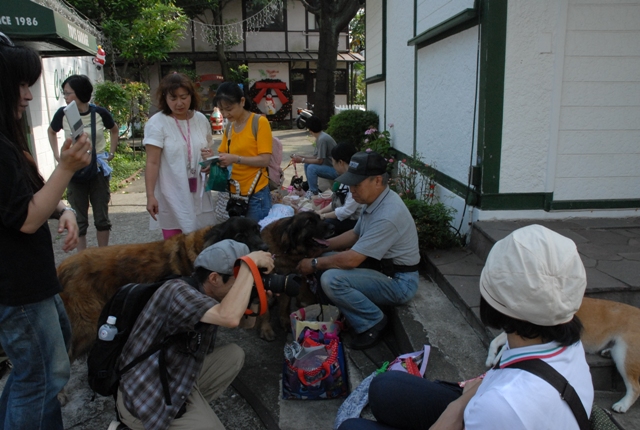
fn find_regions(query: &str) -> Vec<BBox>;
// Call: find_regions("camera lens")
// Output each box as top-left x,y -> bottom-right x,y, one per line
260,273 -> 301,297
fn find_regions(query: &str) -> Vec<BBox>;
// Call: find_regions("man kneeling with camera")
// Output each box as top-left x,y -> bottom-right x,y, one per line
113,240 -> 274,430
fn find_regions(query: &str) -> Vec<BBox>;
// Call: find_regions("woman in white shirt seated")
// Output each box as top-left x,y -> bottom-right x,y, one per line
339,224 -> 594,430
316,143 -> 363,235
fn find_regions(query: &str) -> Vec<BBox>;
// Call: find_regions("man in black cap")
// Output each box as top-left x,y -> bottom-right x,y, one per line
298,151 -> 420,349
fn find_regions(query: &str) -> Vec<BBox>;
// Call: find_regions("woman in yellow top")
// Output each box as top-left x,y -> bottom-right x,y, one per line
216,82 -> 273,221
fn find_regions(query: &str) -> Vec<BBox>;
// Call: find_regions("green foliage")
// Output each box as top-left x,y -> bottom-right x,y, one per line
391,156 -> 436,202
403,199 -> 460,250
103,2 -> 187,65
362,126 -> 395,170
326,109 -> 379,148
109,143 -> 146,192
94,81 -> 151,136
349,9 -> 365,54
227,64 -> 250,86
169,58 -> 199,82
353,63 -> 366,104
94,81 -> 128,127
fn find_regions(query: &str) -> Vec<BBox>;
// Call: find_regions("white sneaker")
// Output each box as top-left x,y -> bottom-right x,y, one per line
107,421 -> 130,430
305,190 -> 317,200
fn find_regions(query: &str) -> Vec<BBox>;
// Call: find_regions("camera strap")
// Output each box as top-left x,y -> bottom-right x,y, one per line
234,256 -> 268,317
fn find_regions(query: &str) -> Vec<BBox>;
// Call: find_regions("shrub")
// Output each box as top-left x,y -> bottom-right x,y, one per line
109,142 -> 146,193
403,199 -> 460,250
326,109 -> 379,148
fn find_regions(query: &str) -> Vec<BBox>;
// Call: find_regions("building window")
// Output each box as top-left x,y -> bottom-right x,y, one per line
245,0 -> 285,31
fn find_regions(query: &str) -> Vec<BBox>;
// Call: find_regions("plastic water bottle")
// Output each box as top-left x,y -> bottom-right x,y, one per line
98,316 -> 118,341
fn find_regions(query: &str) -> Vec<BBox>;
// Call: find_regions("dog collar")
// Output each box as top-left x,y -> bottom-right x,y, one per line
234,256 -> 268,317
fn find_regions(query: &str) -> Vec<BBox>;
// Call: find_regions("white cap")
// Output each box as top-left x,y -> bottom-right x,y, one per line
479,224 -> 587,326
107,316 -> 117,325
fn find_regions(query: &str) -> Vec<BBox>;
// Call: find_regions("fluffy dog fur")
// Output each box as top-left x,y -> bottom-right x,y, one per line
58,217 -> 266,363
258,211 -> 335,340
486,297 -> 640,413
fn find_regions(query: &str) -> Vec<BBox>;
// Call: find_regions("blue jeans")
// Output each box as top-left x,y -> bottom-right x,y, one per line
304,163 -> 338,194
320,269 -> 419,333
246,185 -> 272,222
0,295 -> 71,430
338,372 -> 463,430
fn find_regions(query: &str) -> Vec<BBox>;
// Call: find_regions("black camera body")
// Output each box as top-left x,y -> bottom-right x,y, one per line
226,197 -> 249,217
260,273 -> 301,297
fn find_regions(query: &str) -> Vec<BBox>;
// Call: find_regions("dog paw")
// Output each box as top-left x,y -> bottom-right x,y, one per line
259,326 -> 277,342
612,399 -> 630,413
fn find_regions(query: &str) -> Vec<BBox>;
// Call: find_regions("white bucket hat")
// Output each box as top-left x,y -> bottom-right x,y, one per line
479,224 -> 586,326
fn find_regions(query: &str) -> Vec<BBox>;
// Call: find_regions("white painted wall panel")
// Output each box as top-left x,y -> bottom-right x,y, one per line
366,81 -> 386,124
559,130 -> 639,154
416,0 -> 475,35
555,176 -> 640,200
415,27 -> 478,184
554,0 -> 640,201
499,0 -> 557,194
287,0 -> 306,31
366,0 -> 383,78
384,0 -> 415,156
245,32 -> 286,51
561,82 -> 640,106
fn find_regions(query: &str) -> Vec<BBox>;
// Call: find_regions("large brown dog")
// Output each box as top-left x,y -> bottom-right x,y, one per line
486,297 -> 640,413
59,217 -> 266,362
258,211 -> 335,340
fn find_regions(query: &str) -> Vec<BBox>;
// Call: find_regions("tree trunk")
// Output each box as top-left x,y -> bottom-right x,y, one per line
213,5 -> 230,80
315,21 -> 340,127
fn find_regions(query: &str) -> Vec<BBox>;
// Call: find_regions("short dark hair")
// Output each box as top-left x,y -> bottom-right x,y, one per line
331,142 -> 358,164
480,297 -> 583,346
62,75 -> 93,103
305,115 -> 322,133
214,82 -> 251,110
157,73 -> 201,115
194,267 -> 231,285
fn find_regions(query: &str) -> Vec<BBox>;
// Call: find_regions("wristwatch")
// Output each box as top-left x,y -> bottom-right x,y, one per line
59,207 -> 77,218
311,258 -> 318,272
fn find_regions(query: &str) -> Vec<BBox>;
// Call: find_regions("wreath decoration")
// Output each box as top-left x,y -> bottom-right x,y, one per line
248,79 -> 292,121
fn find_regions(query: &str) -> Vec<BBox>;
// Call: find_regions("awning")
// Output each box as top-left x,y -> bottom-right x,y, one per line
1,0 -> 99,56
170,50 -> 364,63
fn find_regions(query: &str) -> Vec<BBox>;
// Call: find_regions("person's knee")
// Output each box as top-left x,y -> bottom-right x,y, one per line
369,372 -> 397,405
224,343 -> 245,373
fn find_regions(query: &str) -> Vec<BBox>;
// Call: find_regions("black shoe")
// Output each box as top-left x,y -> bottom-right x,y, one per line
350,315 -> 388,350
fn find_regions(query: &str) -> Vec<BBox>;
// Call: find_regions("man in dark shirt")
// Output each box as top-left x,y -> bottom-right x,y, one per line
113,240 -> 274,430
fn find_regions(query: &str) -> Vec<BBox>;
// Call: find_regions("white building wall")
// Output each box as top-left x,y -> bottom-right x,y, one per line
554,0 -> 640,201
499,0 -> 558,194
367,81 -> 386,124
33,56 -> 102,180
366,0 -> 383,78
416,0 -> 475,34
384,0 -> 415,155
415,27 -> 478,185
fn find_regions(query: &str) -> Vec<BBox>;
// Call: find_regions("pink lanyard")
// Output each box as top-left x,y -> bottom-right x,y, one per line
174,116 -> 194,176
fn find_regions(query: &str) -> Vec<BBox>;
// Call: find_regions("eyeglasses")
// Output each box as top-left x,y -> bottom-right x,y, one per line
63,91 -> 75,96
0,32 -> 15,47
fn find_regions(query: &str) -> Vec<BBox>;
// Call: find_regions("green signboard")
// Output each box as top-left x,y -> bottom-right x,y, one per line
0,1 -> 97,54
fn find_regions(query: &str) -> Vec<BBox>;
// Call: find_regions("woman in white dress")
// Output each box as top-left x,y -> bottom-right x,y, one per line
144,73 -> 215,239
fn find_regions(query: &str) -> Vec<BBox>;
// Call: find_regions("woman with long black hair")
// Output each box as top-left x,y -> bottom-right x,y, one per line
0,32 -> 91,429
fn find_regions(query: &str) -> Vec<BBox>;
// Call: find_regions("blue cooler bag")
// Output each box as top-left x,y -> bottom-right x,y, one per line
282,338 -> 348,400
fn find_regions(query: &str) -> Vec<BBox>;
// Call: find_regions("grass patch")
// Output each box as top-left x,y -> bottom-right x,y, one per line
110,150 -> 146,192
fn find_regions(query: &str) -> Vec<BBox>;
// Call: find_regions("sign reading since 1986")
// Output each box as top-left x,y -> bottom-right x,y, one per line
1,16 -> 39,26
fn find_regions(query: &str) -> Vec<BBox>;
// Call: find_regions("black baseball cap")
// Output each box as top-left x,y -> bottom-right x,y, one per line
335,151 -> 388,185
